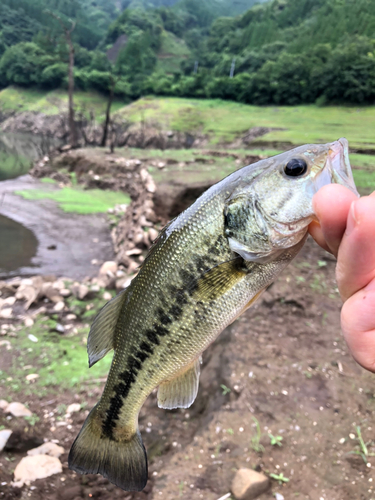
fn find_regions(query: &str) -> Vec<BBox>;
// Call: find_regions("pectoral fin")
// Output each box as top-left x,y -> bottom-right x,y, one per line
87,287 -> 129,367
157,358 -> 201,410
194,257 -> 247,302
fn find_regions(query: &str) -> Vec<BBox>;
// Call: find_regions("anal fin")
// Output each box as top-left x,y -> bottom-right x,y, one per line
157,358 -> 201,410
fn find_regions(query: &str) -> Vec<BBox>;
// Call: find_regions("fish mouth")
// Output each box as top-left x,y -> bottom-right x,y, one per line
314,137 -> 359,196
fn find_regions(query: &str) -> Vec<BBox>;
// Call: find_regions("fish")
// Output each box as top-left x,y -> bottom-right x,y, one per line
68,138 -> 358,491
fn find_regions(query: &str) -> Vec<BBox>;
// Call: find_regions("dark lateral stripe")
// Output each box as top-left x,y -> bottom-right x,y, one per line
140,341 -> 153,353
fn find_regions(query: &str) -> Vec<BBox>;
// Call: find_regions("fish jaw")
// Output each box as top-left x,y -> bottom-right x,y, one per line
313,137 -> 359,197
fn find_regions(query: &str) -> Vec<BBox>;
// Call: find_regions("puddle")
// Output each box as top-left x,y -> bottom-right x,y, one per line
0,213 -> 38,273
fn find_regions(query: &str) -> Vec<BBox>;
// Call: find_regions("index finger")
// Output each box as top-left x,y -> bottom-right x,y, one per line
308,184 -> 358,257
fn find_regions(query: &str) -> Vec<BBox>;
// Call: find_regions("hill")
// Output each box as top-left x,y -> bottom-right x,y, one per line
0,0 -> 375,105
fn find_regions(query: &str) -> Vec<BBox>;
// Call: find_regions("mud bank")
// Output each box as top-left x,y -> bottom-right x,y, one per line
0,175 -> 114,279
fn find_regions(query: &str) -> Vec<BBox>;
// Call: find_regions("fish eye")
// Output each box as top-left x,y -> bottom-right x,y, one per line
284,158 -> 308,177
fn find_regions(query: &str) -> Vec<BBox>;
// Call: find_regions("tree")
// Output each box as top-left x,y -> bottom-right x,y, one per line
47,11 -> 78,147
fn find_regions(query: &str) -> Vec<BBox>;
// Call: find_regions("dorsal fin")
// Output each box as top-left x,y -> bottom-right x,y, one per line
87,288 -> 129,367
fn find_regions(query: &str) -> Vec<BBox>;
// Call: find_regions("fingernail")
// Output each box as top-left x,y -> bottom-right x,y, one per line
346,201 -> 358,235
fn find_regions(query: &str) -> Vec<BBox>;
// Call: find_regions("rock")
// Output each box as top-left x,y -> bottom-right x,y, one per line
0,429 -> 12,452
3,296 -> 16,306
0,400 -> 9,410
13,454 -> 62,484
274,494 -> 284,500
71,283 -> 90,300
28,442 -> 65,458
43,285 -> 64,303
60,288 -> 71,297
15,285 -> 38,310
102,292 -> 112,301
148,228 -> 159,242
0,308 -> 13,319
25,374 -> 39,382
6,402 -> 32,417
66,314 -> 77,321
24,317 -> 34,327
66,403 -> 81,414
231,469 -> 270,500
99,261 -> 118,276
53,301 -> 65,312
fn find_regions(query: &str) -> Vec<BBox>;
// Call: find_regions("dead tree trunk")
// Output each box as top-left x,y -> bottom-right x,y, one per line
47,12 -> 77,147
101,76 -> 116,148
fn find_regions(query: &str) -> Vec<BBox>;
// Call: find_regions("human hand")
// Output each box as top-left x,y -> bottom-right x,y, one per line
309,185 -> 375,373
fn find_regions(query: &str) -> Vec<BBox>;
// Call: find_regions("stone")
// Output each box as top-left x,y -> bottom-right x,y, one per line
24,317 -> 34,327
53,301 -> 65,312
0,429 -> 12,452
66,403 -> 81,414
25,374 -> 39,382
0,308 -> 13,319
3,296 -> 16,306
71,284 -> 90,300
148,228 -> 159,242
60,288 -> 71,297
231,469 -> 270,500
0,400 -> 9,410
102,292 -> 112,301
6,402 -> 32,417
116,277 -> 131,291
13,454 -> 62,484
99,261 -> 118,276
28,442 -> 65,458
15,284 -> 39,310
43,285 -> 64,303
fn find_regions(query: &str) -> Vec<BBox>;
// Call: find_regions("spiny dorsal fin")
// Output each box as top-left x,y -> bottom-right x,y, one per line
157,357 -> 201,410
195,257 -> 247,302
87,288 -> 129,368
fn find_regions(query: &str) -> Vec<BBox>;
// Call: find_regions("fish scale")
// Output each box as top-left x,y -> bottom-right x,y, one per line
69,138 -> 358,492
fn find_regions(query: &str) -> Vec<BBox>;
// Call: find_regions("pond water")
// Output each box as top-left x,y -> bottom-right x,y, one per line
0,132 -> 61,275
0,132 -> 61,181
0,213 -> 38,274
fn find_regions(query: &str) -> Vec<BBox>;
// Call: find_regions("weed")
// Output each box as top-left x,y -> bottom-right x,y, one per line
269,434 -> 283,447
270,472 -> 290,484
24,415 -> 40,426
304,371 -> 313,379
220,384 -> 231,396
178,481 -> 184,496
250,417 -> 265,453
317,260 -> 327,267
226,428 -> 234,435
348,426 -> 375,464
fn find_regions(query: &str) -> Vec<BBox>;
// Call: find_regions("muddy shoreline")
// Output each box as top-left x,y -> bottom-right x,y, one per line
0,175 -> 114,280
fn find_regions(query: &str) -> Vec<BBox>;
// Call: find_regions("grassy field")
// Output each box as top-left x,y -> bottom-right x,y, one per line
117,96 -> 375,150
0,86 -> 126,119
156,30 -> 191,74
15,185 -> 130,214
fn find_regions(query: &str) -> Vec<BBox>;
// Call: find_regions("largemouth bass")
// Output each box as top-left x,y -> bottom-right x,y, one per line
69,138 -> 358,491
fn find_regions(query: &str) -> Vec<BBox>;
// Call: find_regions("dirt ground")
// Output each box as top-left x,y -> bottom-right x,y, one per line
1,236 -> 374,500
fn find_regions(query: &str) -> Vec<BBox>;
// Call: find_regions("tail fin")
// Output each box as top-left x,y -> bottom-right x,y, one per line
68,405 -> 148,491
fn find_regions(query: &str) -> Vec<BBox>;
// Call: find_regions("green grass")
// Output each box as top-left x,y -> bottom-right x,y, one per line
1,314 -> 112,397
15,186 -> 130,214
116,96 -> 375,149
0,86 -> 125,120
156,30 -> 191,74
0,150 -> 31,181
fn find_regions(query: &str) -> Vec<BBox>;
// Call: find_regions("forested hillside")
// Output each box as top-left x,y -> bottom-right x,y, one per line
1,0 -> 375,105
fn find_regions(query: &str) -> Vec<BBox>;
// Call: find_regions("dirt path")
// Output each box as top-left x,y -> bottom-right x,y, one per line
1,238 -> 374,500
0,175 -> 114,280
